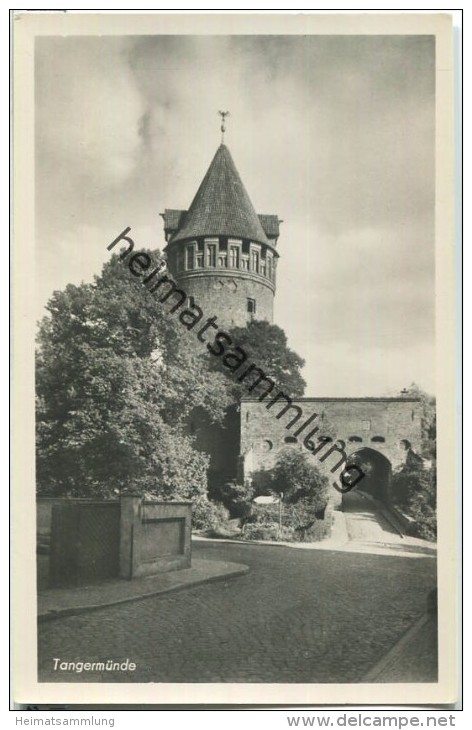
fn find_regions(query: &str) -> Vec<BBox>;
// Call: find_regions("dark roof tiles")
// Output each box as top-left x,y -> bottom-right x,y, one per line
161,209 -> 186,232
257,214 -> 280,239
168,145 -> 272,246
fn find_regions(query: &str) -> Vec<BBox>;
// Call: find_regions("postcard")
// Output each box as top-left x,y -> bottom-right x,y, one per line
12,11 -> 459,707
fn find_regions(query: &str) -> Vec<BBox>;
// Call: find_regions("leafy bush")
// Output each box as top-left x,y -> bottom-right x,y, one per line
242,522 -> 281,541
191,496 -> 230,531
243,500 -> 332,542
284,501 -> 326,527
244,502 -> 279,526
391,469 -> 418,509
392,463 -> 437,541
406,468 -> 437,540
263,447 -> 329,510
238,449 -> 332,543
210,480 -> 254,519
292,512 -> 332,542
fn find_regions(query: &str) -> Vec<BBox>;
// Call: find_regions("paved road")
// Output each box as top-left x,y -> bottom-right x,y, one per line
342,490 -> 404,544
340,491 -> 436,559
38,540 -> 436,684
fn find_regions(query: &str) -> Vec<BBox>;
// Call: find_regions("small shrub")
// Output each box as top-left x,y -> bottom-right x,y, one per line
264,447 -> 329,510
406,467 -> 437,540
281,502 -> 332,542
242,522 -> 281,541
240,449 -> 333,544
392,462 -> 436,541
191,496 -> 230,531
392,470 -> 420,509
210,480 -> 254,519
292,513 -> 332,542
245,502 -> 279,526
242,501 -> 332,542
408,497 -> 437,540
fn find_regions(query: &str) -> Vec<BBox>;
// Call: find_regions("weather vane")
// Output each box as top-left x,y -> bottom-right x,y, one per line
218,110 -> 230,143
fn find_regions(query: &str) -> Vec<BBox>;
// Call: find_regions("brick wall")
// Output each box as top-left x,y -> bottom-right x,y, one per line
239,397 -> 422,495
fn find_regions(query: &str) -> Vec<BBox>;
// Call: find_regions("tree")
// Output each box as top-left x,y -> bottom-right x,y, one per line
36,252 -> 230,498
267,447 -> 329,510
391,461 -> 436,540
243,448 -> 331,541
404,382 -> 436,459
391,384 -> 437,540
407,467 -> 437,540
208,319 -> 306,403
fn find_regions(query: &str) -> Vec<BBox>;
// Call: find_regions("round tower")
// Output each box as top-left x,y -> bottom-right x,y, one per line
161,143 -> 281,328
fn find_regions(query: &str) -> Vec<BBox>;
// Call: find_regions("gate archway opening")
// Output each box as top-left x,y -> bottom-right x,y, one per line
345,447 -> 392,504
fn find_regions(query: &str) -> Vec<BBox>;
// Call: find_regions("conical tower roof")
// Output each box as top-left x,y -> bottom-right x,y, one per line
169,144 -> 270,246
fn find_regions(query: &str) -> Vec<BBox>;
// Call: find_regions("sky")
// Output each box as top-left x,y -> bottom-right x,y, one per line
35,33 -> 436,396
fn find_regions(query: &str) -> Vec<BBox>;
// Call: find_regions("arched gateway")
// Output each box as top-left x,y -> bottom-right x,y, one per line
344,447 -> 392,503
238,396 -> 421,498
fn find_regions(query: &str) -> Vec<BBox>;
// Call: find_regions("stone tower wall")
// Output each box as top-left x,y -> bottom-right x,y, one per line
174,269 -> 274,328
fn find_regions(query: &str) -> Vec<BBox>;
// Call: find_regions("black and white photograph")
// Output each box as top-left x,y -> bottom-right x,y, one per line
12,11 -> 458,707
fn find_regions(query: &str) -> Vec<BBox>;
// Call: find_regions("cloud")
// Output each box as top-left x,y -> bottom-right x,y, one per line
35,33 -> 436,395
36,38 -> 145,185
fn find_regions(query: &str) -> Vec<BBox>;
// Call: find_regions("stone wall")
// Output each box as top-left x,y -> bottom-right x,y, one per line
239,397 -> 422,500
49,500 -> 121,586
176,269 -> 274,328
37,497 -> 102,546
120,498 -> 192,579
42,497 -> 192,587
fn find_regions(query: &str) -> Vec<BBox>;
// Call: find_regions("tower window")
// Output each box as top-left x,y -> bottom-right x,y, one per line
229,246 -> 240,268
186,246 -> 195,270
206,244 -> 217,267
267,256 -> 273,280
371,436 -> 385,443
251,250 -> 259,273
247,298 -> 256,315
196,253 -> 203,268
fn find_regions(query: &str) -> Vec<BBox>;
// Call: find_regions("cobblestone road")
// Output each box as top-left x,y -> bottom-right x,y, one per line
38,541 -> 436,684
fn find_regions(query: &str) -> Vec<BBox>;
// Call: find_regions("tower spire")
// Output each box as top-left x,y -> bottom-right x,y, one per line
161,136 -> 281,328
218,110 -> 230,144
